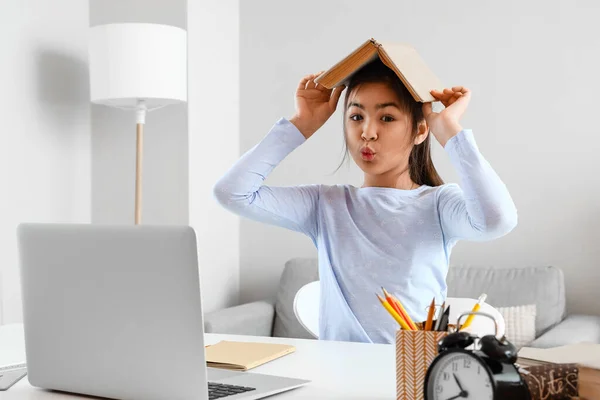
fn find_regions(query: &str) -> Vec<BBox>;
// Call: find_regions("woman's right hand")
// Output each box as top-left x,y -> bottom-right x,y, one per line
289,72 -> 346,139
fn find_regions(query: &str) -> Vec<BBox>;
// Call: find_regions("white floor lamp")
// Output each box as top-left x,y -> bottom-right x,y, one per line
88,23 -> 187,224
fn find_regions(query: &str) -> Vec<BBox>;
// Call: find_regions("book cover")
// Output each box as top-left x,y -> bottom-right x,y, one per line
205,341 -> 296,371
315,38 -> 442,103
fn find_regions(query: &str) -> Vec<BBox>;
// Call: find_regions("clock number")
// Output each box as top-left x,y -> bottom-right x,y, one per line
452,362 -> 458,372
443,372 -> 450,381
463,358 -> 471,368
435,384 -> 443,394
477,365 -> 481,375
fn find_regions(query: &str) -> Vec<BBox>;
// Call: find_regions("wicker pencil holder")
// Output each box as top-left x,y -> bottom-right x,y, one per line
395,329 -> 449,400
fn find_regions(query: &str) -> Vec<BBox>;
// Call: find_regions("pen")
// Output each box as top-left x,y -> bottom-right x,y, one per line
424,297 -> 436,331
433,301 -> 445,331
460,293 -> 487,330
437,305 -> 450,331
376,293 -> 412,330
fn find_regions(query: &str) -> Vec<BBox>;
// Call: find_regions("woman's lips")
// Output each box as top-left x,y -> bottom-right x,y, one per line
361,147 -> 375,161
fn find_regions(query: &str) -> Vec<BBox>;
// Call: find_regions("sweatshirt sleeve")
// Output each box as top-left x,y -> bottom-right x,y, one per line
437,129 -> 518,243
213,118 -> 320,241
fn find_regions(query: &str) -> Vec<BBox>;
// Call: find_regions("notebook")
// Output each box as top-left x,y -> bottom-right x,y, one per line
205,341 -> 296,371
518,343 -> 600,399
314,38 -> 442,103
518,342 -> 600,370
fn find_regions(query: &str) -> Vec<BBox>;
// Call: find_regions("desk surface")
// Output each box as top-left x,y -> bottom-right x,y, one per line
0,324 -> 396,399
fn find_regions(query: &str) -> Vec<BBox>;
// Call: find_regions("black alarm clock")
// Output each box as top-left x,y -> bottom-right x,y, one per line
424,311 -> 531,400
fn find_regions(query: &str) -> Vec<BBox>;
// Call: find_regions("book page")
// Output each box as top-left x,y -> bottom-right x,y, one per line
518,343 -> 600,370
378,42 -> 442,103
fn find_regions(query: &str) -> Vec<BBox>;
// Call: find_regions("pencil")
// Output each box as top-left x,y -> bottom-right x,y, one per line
385,290 -> 418,331
424,297 -> 436,331
376,294 -> 412,330
381,287 -> 417,330
460,293 -> 487,330
381,287 -> 408,326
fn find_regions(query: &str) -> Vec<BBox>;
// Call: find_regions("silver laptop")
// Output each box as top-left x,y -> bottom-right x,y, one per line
17,223 -> 309,400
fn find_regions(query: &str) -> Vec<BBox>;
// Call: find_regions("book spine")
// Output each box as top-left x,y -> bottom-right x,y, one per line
369,38 -> 381,48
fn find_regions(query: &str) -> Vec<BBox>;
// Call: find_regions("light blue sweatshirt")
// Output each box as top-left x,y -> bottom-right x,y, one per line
213,118 -> 517,344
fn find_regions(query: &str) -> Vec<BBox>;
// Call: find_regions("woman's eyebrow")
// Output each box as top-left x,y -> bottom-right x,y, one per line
347,102 -> 400,110
376,102 -> 400,110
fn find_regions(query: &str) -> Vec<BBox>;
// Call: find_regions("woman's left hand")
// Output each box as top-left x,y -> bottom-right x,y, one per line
422,86 -> 471,147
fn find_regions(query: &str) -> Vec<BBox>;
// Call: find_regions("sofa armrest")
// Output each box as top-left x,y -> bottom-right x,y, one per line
529,314 -> 600,348
203,300 -> 275,336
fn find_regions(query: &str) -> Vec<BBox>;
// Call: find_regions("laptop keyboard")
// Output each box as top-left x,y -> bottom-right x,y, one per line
208,382 -> 256,399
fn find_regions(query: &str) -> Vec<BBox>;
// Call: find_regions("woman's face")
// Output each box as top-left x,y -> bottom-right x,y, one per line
345,82 -> 423,176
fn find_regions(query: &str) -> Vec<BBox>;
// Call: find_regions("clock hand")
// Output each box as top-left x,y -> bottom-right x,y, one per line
452,374 -> 469,398
453,373 -> 464,392
444,394 -> 463,400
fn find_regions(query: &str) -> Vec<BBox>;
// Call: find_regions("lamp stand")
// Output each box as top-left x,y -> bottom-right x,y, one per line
135,101 -> 147,225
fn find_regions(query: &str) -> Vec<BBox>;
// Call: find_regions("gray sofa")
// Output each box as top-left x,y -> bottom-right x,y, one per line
204,258 -> 600,348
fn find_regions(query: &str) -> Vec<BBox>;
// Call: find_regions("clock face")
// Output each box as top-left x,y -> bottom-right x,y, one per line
426,351 -> 494,400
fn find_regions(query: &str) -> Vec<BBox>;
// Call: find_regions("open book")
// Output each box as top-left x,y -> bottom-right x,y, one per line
205,341 -> 296,371
314,38 -> 443,103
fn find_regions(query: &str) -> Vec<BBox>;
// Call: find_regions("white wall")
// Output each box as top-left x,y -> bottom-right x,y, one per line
239,0 -> 600,316
89,0 -> 188,225
91,0 -> 238,313
188,1 -> 240,312
0,0 -> 91,324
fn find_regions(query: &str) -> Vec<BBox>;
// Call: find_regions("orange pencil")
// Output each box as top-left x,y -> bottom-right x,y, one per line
381,287 -> 408,327
376,294 -> 412,330
424,297 -> 436,331
382,287 -> 418,330
381,287 -> 402,314
391,295 -> 418,331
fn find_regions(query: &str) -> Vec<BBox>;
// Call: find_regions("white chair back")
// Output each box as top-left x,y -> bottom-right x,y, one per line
293,281 -> 320,339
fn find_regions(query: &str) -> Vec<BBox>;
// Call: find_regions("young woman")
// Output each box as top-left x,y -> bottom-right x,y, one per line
213,59 -> 517,344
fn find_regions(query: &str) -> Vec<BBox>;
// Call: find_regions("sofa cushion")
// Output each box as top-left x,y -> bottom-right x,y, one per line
529,314 -> 600,348
447,265 -> 566,336
496,304 -> 537,349
272,257 -> 319,339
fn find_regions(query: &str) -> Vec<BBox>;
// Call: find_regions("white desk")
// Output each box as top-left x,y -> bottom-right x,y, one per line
0,324 -> 396,399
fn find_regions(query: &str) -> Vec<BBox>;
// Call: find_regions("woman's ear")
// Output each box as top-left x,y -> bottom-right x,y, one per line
414,120 -> 429,145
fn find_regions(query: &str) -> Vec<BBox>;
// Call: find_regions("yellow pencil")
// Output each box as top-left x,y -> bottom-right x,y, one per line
460,293 -> 487,330
376,294 -> 412,330
390,294 -> 418,331
382,288 -> 418,330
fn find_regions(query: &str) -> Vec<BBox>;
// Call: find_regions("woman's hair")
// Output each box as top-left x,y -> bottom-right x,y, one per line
338,58 -> 444,187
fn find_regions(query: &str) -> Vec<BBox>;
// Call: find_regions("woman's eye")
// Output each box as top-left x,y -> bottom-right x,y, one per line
382,115 -> 395,122
350,114 -> 363,121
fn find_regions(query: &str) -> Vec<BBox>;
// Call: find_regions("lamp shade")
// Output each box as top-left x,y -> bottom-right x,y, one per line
89,23 -> 187,108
